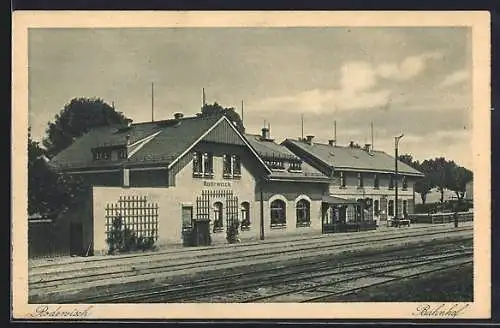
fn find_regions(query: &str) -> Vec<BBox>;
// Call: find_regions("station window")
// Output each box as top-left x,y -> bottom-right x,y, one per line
213,202 -> 223,232
357,173 -> 364,188
181,206 -> 193,230
241,202 -> 250,230
223,154 -> 241,179
374,174 -> 379,189
402,176 -> 408,190
288,161 -> 302,172
403,200 -> 408,215
270,199 -> 286,227
93,149 -> 112,161
389,175 -> 394,190
339,171 -> 346,188
296,199 -> 310,227
388,199 -> 394,216
374,199 -> 380,216
118,148 -> 128,159
193,152 -> 213,178
265,158 -> 285,170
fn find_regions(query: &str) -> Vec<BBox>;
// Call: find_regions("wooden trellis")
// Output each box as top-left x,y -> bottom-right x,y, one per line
195,190 -> 239,231
105,195 -> 159,241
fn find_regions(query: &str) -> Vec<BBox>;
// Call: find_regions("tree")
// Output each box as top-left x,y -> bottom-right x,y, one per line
43,97 -> 129,157
425,157 -> 449,203
446,163 -> 473,200
398,154 -> 431,204
199,102 -> 245,133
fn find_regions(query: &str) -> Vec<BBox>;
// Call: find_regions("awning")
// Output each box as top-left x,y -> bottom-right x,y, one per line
322,195 -> 358,205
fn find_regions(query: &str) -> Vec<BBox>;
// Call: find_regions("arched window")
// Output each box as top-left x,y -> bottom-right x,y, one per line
213,202 -> 223,232
374,199 -> 380,216
296,199 -> 311,227
270,199 -> 286,227
241,202 -> 250,230
388,199 -> 394,216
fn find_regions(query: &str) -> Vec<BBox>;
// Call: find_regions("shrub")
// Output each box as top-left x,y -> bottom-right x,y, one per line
106,215 -> 156,254
226,219 -> 240,244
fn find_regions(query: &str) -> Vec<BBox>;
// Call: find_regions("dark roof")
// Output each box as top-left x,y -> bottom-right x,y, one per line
245,134 -> 329,182
283,139 -> 424,177
50,115 -> 222,171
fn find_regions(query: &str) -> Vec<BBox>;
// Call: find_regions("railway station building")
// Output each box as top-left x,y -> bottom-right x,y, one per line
49,113 -> 423,256
282,137 -> 424,228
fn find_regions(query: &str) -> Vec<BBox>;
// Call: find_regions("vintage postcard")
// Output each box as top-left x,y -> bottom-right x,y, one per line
12,11 -> 491,320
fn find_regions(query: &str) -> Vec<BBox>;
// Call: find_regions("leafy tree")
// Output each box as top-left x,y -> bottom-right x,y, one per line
398,154 -> 431,204
425,157 -> 449,203
446,163 -> 473,200
43,97 -> 129,157
199,102 -> 245,133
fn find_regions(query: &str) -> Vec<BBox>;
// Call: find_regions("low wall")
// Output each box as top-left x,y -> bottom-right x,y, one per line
408,211 -> 473,224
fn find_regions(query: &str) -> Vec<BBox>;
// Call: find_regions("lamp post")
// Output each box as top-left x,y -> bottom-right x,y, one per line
394,134 -> 404,225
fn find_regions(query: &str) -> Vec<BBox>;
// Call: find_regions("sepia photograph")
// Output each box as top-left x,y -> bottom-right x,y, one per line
12,11 -> 490,320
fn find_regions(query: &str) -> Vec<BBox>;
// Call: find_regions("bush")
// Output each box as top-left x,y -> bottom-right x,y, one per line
226,219 -> 240,244
106,216 -> 156,254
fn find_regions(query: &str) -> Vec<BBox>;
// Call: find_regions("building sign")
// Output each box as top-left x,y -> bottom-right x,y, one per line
203,181 -> 232,188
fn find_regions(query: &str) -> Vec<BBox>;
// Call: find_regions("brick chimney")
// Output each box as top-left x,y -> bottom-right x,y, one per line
174,112 -> 184,120
261,127 -> 270,140
328,139 -> 336,147
306,135 -> 315,145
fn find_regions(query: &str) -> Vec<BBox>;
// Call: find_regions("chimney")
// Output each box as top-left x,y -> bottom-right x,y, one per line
364,143 -> 371,152
174,112 -> 184,120
261,127 -> 270,140
125,118 -> 133,128
349,141 -> 354,148
306,135 -> 315,145
328,139 -> 336,147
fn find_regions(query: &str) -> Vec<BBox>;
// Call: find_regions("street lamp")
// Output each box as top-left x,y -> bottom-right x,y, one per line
394,134 -> 404,225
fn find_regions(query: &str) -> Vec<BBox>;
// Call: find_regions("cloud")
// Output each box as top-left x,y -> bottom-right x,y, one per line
376,52 -> 443,81
255,51 -> 444,114
439,69 -> 470,88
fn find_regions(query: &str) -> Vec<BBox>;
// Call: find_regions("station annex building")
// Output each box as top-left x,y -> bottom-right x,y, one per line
49,113 -> 424,255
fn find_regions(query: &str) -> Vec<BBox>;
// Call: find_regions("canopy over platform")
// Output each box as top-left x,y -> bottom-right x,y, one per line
321,195 -> 358,205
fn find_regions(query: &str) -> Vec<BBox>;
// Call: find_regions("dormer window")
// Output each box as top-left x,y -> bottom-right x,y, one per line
223,154 -> 241,179
265,157 -> 285,170
92,148 -> 111,161
118,148 -> 128,159
288,161 -> 302,172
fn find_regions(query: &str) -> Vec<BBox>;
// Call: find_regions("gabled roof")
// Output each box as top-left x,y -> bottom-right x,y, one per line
283,139 -> 424,177
51,115 -> 223,171
245,134 -> 329,182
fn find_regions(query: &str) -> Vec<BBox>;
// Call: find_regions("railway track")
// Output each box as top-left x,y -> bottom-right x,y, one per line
54,238 -> 472,303
29,227 -> 472,302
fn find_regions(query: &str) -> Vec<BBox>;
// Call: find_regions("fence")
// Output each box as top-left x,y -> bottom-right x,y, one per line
408,211 -> 473,224
105,196 -> 159,243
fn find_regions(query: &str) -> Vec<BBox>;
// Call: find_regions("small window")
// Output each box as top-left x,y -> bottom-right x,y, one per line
182,206 -> 193,229
402,176 -> 408,190
270,199 -> 286,227
389,175 -> 394,190
213,202 -> 223,232
223,154 -> 232,177
102,150 -> 111,160
357,173 -> 364,188
296,199 -> 311,227
388,200 -> 394,216
241,202 -> 250,230
119,149 -> 128,159
232,155 -> 241,176
374,174 -> 379,189
193,152 -> 213,178
289,161 -> 302,172
339,171 -> 346,187
374,199 -> 380,216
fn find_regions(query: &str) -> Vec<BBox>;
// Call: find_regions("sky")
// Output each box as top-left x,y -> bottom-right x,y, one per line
28,27 -> 473,169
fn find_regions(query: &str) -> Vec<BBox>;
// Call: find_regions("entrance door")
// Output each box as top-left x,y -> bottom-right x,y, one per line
69,222 -> 83,256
